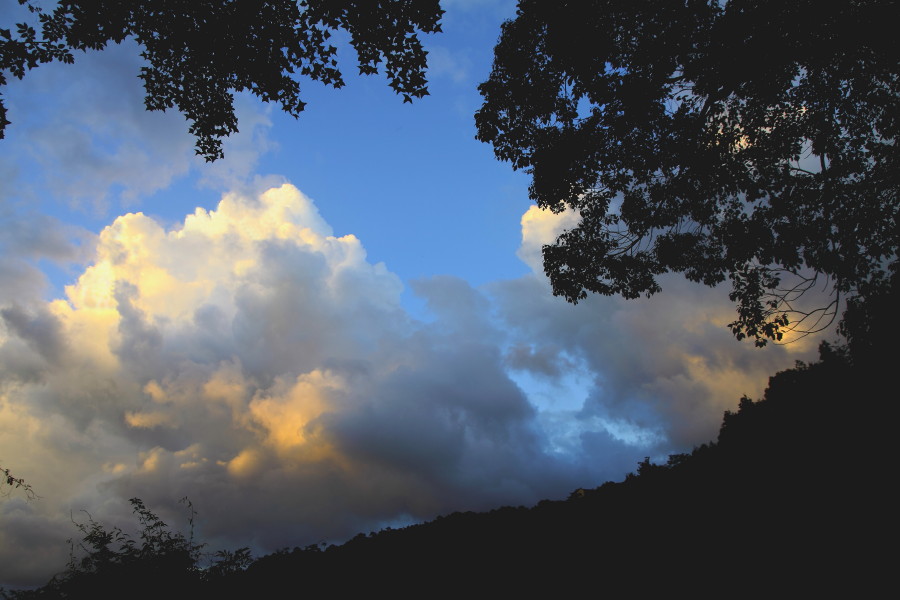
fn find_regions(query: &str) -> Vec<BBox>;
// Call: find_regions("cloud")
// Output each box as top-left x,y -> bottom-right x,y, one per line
0,184 -> 602,586
426,46 -> 472,84
0,187 -> 821,587
0,40 -> 274,215
0,204 -> 95,306
0,305 -> 67,367
516,204 -> 580,274
0,209 -> 94,264
1,41 -> 195,212
489,205 -> 821,451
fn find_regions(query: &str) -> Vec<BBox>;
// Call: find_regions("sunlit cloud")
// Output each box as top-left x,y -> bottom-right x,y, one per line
0,184 -> 603,585
0,184 -> 820,587
0,2 -> 841,590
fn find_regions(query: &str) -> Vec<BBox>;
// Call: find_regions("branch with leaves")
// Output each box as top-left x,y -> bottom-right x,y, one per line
1,464 -> 36,499
1,0 -> 443,160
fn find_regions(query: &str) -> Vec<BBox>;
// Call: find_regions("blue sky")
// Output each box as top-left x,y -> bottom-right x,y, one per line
3,0 -> 534,301
0,0 -> 827,587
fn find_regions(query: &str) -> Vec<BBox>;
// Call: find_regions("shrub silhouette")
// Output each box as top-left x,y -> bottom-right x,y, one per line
4,497 -> 234,599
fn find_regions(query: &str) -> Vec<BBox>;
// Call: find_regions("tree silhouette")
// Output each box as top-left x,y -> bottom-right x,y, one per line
4,498 -> 219,598
1,0 -> 444,160
476,0 -> 899,345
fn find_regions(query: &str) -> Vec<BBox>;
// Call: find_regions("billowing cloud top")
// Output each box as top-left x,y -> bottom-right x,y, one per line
0,185 -> 570,585
0,184 -> 816,587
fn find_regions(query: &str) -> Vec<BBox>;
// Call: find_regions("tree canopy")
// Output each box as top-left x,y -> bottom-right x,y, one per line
476,0 -> 899,345
0,0 -> 443,160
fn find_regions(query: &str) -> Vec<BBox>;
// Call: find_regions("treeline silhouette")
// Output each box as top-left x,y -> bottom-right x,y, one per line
7,274 -> 895,598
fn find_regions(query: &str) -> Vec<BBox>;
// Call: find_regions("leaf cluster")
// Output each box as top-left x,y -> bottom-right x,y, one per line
476,0 -> 899,345
0,465 -> 36,500
0,0 -> 443,160
0,2 -> 73,134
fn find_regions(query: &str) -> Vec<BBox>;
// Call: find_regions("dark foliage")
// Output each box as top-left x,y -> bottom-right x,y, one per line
476,0 -> 899,346
0,0 -> 444,160
2,497 -> 263,599
838,263 -> 900,372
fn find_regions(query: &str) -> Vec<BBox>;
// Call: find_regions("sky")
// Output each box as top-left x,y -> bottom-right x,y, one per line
0,0 -> 829,587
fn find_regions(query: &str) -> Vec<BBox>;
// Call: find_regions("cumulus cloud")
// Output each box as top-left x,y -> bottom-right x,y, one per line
0,188 -> 819,587
0,185 -> 602,586
515,204 -> 580,274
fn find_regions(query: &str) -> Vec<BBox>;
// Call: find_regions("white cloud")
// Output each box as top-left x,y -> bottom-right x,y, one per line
0,189 -> 822,587
2,42 -> 196,213
516,204 -> 580,274
0,185 -> 603,586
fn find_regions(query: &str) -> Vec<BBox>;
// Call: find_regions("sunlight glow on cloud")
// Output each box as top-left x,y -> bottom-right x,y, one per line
0,184 -> 598,585
516,204 -> 580,275
0,3 -> 832,590
0,185 -> 820,587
